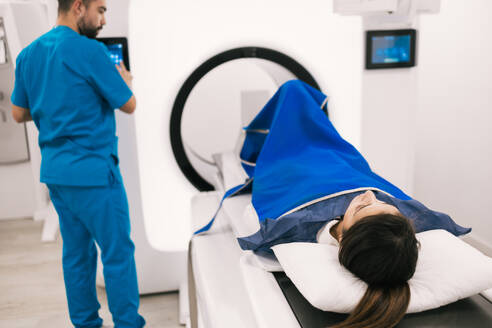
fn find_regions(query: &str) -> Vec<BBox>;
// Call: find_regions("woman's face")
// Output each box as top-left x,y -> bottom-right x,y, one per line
340,190 -> 400,235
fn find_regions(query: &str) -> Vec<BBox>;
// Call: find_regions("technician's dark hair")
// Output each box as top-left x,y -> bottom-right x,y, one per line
58,0 -> 94,14
331,214 -> 419,328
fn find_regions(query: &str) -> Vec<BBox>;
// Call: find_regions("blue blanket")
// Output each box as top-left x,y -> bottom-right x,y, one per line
196,80 -> 471,252
240,80 -> 412,221
238,80 -> 470,252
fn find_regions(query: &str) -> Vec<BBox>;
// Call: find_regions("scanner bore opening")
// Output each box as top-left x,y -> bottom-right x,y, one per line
170,47 -> 321,191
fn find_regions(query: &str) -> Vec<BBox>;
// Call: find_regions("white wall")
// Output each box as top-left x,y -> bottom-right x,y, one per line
98,0 -> 129,37
415,0 -> 492,250
360,64 -> 418,196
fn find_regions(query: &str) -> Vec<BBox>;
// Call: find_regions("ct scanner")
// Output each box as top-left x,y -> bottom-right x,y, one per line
3,0 -> 492,327
129,0 -> 431,293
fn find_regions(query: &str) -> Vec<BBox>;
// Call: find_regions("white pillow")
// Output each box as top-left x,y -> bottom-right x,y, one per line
272,229 -> 492,313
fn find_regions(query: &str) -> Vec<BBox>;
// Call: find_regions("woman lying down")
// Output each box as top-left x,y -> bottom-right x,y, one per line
224,80 -> 472,328
319,190 -> 419,328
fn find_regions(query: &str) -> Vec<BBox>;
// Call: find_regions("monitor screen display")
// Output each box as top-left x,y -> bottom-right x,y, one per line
366,29 -> 416,69
371,35 -> 411,64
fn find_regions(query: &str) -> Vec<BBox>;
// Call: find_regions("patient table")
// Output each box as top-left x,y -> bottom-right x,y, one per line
188,159 -> 492,328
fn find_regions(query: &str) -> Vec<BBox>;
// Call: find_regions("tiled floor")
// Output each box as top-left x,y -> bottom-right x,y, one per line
0,218 -> 182,328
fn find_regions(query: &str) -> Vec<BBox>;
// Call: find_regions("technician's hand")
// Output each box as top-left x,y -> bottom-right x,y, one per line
116,61 -> 133,89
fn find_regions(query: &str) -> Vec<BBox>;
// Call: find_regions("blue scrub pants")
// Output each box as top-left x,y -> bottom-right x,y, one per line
48,178 -> 145,328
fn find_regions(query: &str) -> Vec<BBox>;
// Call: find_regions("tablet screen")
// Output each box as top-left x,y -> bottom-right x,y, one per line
97,37 -> 130,70
106,43 -> 124,66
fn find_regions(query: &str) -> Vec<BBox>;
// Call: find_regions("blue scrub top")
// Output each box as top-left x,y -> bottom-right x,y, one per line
11,25 -> 133,186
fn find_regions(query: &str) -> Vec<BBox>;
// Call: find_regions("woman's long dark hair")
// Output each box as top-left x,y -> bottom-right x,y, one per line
331,214 -> 419,328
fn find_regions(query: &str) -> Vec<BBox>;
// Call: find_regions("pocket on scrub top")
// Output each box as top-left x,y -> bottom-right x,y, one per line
111,136 -> 119,166
107,155 -> 123,186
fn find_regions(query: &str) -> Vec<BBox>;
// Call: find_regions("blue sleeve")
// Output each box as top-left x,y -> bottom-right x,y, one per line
87,43 -> 133,110
11,51 -> 29,108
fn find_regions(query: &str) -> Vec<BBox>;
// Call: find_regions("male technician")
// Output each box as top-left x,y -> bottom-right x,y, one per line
11,0 -> 145,327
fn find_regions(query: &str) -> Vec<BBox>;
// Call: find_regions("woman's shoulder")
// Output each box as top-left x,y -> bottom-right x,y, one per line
316,218 -> 341,245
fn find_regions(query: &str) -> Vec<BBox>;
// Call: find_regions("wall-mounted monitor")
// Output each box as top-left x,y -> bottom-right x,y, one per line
365,29 -> 416,69
96,37 -> 130,71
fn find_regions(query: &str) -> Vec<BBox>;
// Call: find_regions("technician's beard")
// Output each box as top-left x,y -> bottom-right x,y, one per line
77,17 -> 102,39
